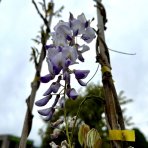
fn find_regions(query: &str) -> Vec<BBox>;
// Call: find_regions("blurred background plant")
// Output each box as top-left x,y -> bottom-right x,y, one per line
39,83 -> 134,147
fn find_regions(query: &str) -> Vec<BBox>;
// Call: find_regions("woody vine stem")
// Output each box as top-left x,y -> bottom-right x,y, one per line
95,0 -> 128,147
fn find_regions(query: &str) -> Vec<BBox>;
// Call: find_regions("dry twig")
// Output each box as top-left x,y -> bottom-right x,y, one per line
19,0 -> 54,147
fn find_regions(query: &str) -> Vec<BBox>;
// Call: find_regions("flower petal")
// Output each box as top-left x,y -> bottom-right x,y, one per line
67,88 -> 78,100
66,35 -> 72,41
69,12 -> 74,21
51,52 -> 64,73
77,79 -> 87,86
62,46 -> 78,64
74,70 -> 90,79
51,82 -> 61,93
35,95 -> 52,106
70,19 -> 84,35
43,87 -> 52,96
81,44 -> 90,53
85,21 -> 90,28
47,44 -> 59,58
46,59 -> 54,74
43,82 -> 61,96
53,20 -> 72,46
38,108 -> 52,116
45,44 -> 56,50
78,52 -> 84,62
44,108 -> 55,121
40,74 -> 54,83
81,27 -> 96,43
53,64 -> 62,75
65,58 -> 72,67
77,13 -> 87,24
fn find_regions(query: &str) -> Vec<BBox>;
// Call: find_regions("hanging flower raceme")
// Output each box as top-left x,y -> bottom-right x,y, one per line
35,13 -> 96,121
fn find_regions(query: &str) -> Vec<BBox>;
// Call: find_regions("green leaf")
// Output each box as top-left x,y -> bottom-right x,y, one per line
78,123 -> 90,146
32,39 -> 40,44
86,128 -> 102,148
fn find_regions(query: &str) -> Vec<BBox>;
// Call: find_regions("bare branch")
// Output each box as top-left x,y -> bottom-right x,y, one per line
32,0 -> 45,21
19,1 -> 54,147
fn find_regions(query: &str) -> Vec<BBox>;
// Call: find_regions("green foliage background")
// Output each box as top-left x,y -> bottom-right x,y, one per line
39,83 -> 148,148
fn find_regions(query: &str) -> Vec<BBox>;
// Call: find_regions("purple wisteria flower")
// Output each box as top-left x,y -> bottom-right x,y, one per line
74,70 -> 90,86
38,107 -> 53,116
77,79 -> 87,86
40,74 -> 55,83
36,13 -> 96,121
81,27 -> 96,43
52,21 -> 72,46
35,95 -> 52,106
67,88 -> 78,100
70,13 -> 88,35
43,82 -> 61,96
38,107 -> 55,121
74,70 -> 90,79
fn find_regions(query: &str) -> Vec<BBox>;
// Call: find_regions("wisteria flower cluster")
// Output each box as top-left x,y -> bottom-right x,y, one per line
35,13 -> 96,120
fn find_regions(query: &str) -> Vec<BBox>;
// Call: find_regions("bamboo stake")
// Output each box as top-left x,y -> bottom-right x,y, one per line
19,1 -> 54,147
95,0 -> 127,147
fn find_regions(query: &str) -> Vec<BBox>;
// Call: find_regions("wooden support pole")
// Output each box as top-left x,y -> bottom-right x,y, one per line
95,0 -> 127,147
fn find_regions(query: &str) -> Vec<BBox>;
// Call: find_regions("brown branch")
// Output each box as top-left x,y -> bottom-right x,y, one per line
19,1 -> 54,148
32,0 -> 50,32
32,0 -> 45,22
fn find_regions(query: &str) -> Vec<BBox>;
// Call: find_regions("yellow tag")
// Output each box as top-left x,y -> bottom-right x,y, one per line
101,66 -> 111,74
109,130 -> 135,142
122,130 -> 135,142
